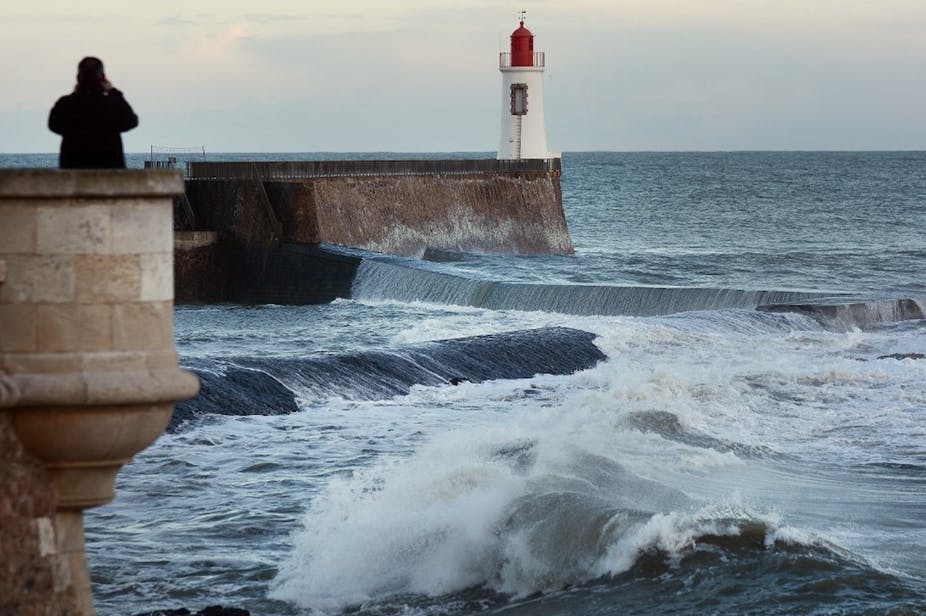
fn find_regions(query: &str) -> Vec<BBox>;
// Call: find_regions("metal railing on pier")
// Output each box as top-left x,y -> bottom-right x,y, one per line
144,160 -> 179,169
186,158 -> 561,180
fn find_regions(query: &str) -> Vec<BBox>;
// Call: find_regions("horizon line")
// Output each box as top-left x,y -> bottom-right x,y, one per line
3,149 -> 926,156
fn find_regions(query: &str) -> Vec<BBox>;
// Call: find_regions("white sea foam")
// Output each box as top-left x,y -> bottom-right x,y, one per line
76,152 -> 926,615
268,306 -> 926,611
269,412 -> 788,611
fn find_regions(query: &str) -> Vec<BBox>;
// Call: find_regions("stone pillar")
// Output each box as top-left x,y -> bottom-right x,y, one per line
0,169 -> 200,615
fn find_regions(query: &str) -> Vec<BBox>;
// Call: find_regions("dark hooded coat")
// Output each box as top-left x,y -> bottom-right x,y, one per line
48,87 -> 138,169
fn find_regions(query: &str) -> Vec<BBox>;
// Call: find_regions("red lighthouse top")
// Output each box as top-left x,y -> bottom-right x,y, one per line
510,20 -> 534,66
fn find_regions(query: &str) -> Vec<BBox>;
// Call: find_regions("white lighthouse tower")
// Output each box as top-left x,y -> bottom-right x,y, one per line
497,15 -> 551,160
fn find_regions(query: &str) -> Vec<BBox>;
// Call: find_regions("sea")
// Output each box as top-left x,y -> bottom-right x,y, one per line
4,151 -> 926,615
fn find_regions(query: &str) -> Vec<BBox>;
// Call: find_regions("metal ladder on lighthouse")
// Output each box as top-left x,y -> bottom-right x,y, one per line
514,116 -> 523,159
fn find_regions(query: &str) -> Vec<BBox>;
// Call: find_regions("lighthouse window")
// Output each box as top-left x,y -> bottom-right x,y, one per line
510,83 -> 528,115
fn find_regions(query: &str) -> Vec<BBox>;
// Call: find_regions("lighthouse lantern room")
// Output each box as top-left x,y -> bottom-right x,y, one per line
497,14 -> 552,160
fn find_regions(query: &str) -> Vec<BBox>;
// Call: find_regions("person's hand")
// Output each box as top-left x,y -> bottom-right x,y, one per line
101,77 -> 113,92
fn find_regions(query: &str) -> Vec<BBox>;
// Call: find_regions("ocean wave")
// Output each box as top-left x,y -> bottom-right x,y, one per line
758,297 -> 926,330
171,327 -> 605,430
351,259 -> 831,317
352,260 -> 926,333
269,435 -> 878,614
621,410 -> 777,458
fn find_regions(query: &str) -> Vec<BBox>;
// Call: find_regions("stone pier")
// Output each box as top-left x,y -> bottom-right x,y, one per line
183,158 -> 572,257
0,169 -> 200,615
175,158 -> 572,303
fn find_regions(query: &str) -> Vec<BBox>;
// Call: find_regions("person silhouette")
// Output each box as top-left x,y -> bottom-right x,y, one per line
48,57 -> 138,169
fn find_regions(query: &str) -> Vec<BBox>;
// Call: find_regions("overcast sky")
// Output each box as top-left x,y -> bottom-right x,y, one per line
2,0 -> 925,153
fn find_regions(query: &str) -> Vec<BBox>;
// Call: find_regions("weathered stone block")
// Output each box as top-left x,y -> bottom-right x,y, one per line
0,303 -> 37,352
53,510 -> 85,554
0,204 -> 38,254
145,350 -> 183,370
36,204 -> 111,255
112,202 -> 173,254
112,301 -> 173,350
81,351 -> 148,373
36,304 -> 113,353
1,352 -> 82,375
0,255 -> 75,304
75,254 -> 142,303
140,253 -> 174,301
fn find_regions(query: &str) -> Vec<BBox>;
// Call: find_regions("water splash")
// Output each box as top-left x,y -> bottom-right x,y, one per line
351,260 -> 833,317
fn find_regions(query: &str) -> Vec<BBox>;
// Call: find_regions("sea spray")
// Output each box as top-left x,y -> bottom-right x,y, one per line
73,152 -> 926,615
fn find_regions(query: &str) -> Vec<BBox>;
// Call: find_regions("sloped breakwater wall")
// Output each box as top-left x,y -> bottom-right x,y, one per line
175,159 -> 570,304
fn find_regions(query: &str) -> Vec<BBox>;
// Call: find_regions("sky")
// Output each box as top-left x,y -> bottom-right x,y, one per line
2,0 -> 925,153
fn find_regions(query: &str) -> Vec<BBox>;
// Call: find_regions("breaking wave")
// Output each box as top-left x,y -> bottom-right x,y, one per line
172,327 -> 605,430
351,260 -> 833,316
758,297 -> 926,329
269,432 -> 914,615
353,260 -> 926,331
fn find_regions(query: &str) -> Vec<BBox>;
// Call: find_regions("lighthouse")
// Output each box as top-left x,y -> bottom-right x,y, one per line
497,15 -> 551,160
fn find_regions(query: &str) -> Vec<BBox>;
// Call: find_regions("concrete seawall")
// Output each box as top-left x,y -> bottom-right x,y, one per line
176,159 -> 571,303
269,173 -> 570,256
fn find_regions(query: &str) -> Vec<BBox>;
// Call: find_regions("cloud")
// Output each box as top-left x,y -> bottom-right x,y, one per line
2,0 -> 925,151
198,23 -> 256,48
